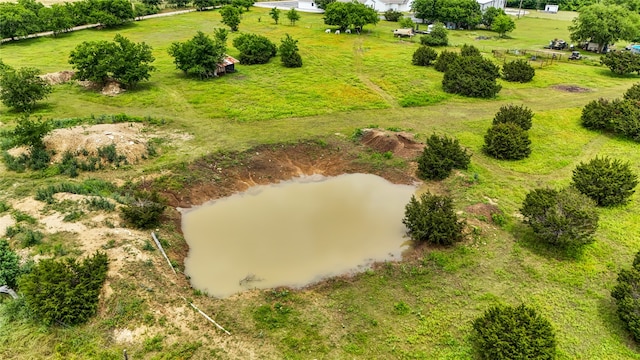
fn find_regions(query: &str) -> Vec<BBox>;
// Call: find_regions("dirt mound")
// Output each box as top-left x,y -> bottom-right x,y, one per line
552,84 -> 590,93
44,123 -> 148,164
40,70 -> 75,85
465,202 -> 501,222
101,80 -> 125,96
360,129 -> 424,159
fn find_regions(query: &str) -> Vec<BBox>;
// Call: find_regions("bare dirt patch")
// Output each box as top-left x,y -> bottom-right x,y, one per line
465,202 -> 502,223
552,84 -> 590,93
44,123 -> 149,164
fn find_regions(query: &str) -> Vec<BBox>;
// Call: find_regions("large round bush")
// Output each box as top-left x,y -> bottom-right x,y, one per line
502,59 -> 535,83
233,33 -> 277,65
120,190 -> 167,229
412,46 -> 438,66
493,104 -> 534,130
402,192 -> 465,245
572,156 -> 638,206
581,98 -> 613,131
483,122 -> 531,160
624,83 -> 640,102
442,56 -> 501,98
520,187 -> 599,247
472,304 -> 557,360
434,50 -> 459,72
612,251 -> 640,342
416,134 -> 470,180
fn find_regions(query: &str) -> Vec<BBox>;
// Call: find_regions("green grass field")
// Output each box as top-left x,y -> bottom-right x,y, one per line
1,7 -> 640,359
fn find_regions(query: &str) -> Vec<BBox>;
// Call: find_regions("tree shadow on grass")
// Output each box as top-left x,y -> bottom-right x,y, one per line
510,222 -> 587,261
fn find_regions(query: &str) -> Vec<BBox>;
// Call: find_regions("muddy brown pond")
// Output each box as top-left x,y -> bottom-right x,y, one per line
181,173 -> 416,298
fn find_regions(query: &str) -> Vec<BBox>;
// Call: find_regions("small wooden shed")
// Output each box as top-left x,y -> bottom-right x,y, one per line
217,56 -> 240,75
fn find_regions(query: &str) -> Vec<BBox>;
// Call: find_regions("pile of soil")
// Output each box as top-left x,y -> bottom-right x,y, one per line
359,129 -> 424,159
40,71 -> 75,85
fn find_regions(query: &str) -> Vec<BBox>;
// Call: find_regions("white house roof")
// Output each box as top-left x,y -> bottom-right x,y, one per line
476,0 -> 495,4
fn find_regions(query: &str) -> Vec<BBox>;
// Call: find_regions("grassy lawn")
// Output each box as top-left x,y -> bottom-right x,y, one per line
1,7 -> 640,359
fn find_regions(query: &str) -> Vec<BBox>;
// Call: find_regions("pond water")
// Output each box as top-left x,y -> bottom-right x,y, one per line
181,173 -> 415,298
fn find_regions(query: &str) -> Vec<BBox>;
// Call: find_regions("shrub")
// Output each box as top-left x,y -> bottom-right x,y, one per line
402,192 -> 465,245
502,59 -> 535,83
460,44 -> 481,57
398,17 -> 414,29
12,115 -> 52,149
416,134 -> 471,180
600,51 -> 640,76
580,98 -> 613,131
572,156 -> 638,207
0,239 -> 21,288
233,33 -> 277,65
424,22 -> 448,46
279,34 -> 302,68
624,83 -> 640,102
19,252 -> 108,326
493,104 -> 534,130
610,99 -> 640,142
520,187 -> 599,247
384,9 -> 402,21
443,56 -> 501,98
412,46 -> 438,66
472,304 -> 557,360
434,50 -> 459,72
120,191 -> 167,229
484,123 -> 531,160
611,251 -> 640,342
168,31 -> 226,79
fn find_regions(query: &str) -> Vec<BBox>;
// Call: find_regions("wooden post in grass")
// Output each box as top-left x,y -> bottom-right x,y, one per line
151,232 -> 176,275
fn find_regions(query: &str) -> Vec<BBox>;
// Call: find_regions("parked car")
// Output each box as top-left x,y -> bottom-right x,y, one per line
568,51 -> 582,60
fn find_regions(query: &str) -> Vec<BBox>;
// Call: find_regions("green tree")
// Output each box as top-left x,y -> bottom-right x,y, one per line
193,0 -> 215,11
493,104 -> 534,130
460,43 -> 481,57
233,33 -> 277,64
569,4 -> 640,53
442,55 -> 501,98
110,34 -> 156,88
482,6 -> 506,28
572,156 -> 638,206
438,0 -> 481,29
167,0 -> 191,7
434,49 -> 459,72
12,115 -> 52,149
0,67 -> 52,112
315,0 -> 336,9
269,7 -> 281,24
402,192 -> 465,245
580,98 -> 613,131
90,0 -> 135,27
168,31 -> 226,79
411,0 -> 439,24
286,8 -> 300,25
0,2 -> 39,40
492,14 -> 515,37
220,5 -> 242,31
323,1 -> 379,31
611,251 -> 640,342
502,59 -> 535,83
483,123 -> 531,160
398,17 -> 414,29
624,83 -> 640,101
279,34 -> 302,68
38,4 -> 74,36
420,22 -> 448,46
472,304 -> 557,360
69,34 -> 155,88
232,0 -> 254,11
416,133 -> 470,180
520,187 -> 599,247
384,9 -> 403,21
412,46 -> 438,66
600,51 -> 640,75
0,239 -> 20,289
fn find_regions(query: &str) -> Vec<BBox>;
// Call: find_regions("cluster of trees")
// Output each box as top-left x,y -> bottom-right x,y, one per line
508,0 -> 640,11
323,1 -> 379,32
521,156 -> 636,251
268,8 -> 301,26
0,0 -> 135,39
612,251 -> 640,342
484,105 -> 533,160
69,34 -> 156,88
581,84 -> 640,142
411,0 -> 483,29
569,4 -> 640,54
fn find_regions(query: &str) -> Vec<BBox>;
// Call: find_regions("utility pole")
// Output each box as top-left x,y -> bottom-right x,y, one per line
518,0 -> 525,18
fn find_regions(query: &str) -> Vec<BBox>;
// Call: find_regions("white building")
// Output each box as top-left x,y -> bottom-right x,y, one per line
544,4 -> 559,13
296,0 -> 505,13
361,0 -> 413,12
476,0 -> 506,11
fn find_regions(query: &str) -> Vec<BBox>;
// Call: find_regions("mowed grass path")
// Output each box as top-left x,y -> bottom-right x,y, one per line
1,8 -> 640,359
